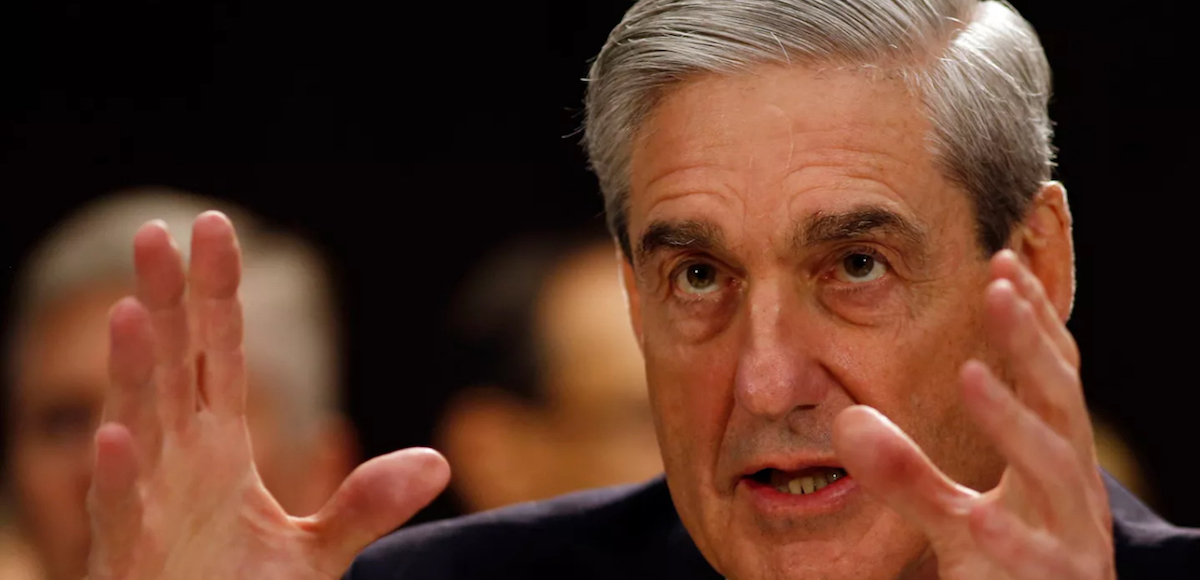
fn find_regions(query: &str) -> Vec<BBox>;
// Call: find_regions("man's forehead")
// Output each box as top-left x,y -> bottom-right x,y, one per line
631,66 -> 930,176
626,65 -> 964,262
12,285 -> 128,397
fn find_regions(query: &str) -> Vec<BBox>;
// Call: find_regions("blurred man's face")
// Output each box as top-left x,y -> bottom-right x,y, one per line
445,245 -> 662,512
621,65 -> 1007,579
8,285 -> 311,580
532,245 -> 663,495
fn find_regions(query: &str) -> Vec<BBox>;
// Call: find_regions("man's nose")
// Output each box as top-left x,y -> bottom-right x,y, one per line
733,280 -> 829,420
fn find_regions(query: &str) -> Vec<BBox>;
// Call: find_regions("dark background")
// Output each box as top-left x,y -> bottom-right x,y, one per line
2,1 -> 1197,527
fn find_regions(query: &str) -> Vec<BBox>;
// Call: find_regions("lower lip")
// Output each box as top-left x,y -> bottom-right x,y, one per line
738,474 -> 859,517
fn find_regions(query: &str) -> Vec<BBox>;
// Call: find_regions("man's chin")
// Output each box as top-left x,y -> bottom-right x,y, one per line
695,488 -> 929,580
712,538 -> 929,580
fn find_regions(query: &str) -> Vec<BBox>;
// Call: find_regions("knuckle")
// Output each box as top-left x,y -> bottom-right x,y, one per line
999,394 -> 1026,428
1009,304 -> 1040,349
1015,297 -> 1037,325
1042,432 -> 1083,476
1057,359 -> 1081,386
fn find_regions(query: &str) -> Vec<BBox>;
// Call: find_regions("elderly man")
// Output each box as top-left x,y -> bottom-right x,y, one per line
3,190 -> 356,580
83,1 -> 1198,579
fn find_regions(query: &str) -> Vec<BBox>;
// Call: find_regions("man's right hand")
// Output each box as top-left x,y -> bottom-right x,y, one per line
88,212 -> 450,580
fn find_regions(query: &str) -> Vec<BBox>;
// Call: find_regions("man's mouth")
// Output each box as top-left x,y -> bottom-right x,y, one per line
747,466 -> 849,495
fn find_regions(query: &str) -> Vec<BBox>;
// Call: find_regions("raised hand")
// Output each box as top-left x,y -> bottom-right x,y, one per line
87,212 -> 450,580
832,250 -> 1114,579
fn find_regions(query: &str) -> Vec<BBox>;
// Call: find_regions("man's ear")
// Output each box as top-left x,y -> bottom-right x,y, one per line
1012,181 -> 1076,322
617,250 -> 645,351
435,387 -> 543,513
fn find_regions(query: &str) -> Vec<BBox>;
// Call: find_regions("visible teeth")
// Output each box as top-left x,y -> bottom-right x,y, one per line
770,468 -> 848,495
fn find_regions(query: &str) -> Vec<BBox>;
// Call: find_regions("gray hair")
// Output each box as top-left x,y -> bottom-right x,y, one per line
585,0 -> 1054,257
5,187 -> 341,443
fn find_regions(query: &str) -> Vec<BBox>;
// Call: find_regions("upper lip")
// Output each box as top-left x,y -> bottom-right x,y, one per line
737,454 -> 844,481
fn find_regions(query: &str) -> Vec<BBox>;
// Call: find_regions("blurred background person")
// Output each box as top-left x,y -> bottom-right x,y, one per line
0,504 -> 38,580
0,189 -> 358,580
435,228 -> 662,512
1092,414 -> 1152,507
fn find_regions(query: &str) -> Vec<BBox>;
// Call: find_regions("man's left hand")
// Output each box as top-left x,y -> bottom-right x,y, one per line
833,249 -> 1115,579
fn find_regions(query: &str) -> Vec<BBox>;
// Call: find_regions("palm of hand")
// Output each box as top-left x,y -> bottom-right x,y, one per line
117,420 -> 326,580
87,213 -> 449,580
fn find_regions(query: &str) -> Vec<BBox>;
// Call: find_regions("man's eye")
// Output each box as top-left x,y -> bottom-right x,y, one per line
675,263 -> 722,295
835,253 -> 887,283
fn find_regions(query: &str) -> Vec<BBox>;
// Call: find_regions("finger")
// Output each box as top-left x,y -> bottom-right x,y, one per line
187,211 -> 247,417
990,250 -> 1080,368
106,297 -> 162,466
968,500 -> 1100,579
87,423 -> 144,580
133,221 -> 196,434
308,448 -> 451,577
984,279 -> 1091,453
833,406 -> 977,539
961,360 -> 1094,534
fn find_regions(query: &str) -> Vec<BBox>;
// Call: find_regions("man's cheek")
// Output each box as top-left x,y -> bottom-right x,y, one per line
645,340 -> 735,463
817,320 -> 924,397
853,319 -> 1002,489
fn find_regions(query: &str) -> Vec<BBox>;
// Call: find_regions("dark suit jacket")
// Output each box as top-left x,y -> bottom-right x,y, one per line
345,472 -> 1199,579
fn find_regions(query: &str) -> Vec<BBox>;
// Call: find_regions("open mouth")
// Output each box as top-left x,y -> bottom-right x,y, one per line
747,466 -> 848,495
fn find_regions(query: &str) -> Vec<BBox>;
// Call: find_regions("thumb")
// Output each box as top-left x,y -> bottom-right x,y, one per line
310,447 -> 451,575
833,406 -> 976,540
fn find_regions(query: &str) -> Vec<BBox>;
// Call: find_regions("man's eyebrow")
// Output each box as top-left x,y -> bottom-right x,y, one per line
636,220 -> 725,265
796,206 -> 928,250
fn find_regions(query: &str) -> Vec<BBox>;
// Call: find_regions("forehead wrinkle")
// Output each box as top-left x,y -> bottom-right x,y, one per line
639,161 -> 723,195
781,144 -> 926,196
